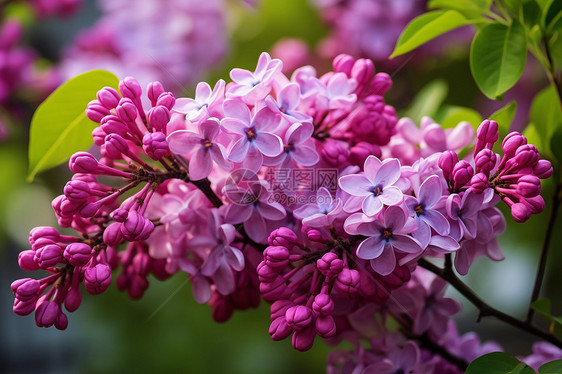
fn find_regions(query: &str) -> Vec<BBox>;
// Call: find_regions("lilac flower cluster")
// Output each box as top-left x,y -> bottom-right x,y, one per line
11,52 -> 557,370
59,0 -> 228,92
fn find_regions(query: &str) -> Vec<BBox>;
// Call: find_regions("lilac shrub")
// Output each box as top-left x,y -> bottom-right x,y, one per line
11,52 -> 559,371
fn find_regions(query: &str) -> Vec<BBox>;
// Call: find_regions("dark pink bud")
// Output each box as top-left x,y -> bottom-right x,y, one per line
321,139 -> 350,168
351,58 -> 375,87
69,152 -> 100,174
312,293 -> 334,315
92,126 -> 107,146
18,250 -> 39,271
534,160 -> 553,179
522,195 -> 545,214
502,132 -> 527,158
257,262 -> 279,283
269,316 -> 293,341
305,228 -> 324,242
104,133 -> 129,158
263,246 -> 290,270
121,211 -> 154,241
29,226 -> 60,246
147,105 -> 170,131
13,298 -> 36,316
259,277 -> 289,301
452,160 -> 474,190
133,253 -> 151,277
476,120 -> 499,145
100,115 -> 129,138
84,263 -> 112,294
332,54 -> 355,76
371,72 -> 392,95
54,312 -> 68,330
64,286 -> 82,312
292,326 -> 316,351
516,175 -> 541,198
119,76 -> 142,99
11,278 -> 41,302
270,300 -> 293,320
103,222 -> 124,247
349,141 -> 381,166
317,252 -> 343,278
64,180 -> 91,200
515,144 -> 539,168
156,92 -> 176,110
315,315 -> 336,338
112,208 -> 129,222
128,274 -> 149,299
86,99 -> 110,123
64,242 -> 93,266
116,97 -> 139,123
334,268 -> 360,294
96,87 -> 121,110
438,151 -> 459,177
511,202 -> 531,223
474,149 -> 497,173
147,81 -> 165,107
143,132 -> 169,160
35,300 -> 61,327
470,172 -> 489,194
210,293 -> 234,322
285,305 -> 312,331
268,227 -> 299,248
34,244 -> 63,268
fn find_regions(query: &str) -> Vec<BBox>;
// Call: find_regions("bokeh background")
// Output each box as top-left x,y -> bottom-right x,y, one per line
1,0 -> 560,372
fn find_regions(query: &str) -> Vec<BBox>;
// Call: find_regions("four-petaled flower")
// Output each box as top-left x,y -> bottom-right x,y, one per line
293,187 -> 343,228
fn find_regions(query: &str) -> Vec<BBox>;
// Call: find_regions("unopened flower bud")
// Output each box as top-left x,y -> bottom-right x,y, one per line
35,300 -> 61,327
371,72 -> 392,95
263,246 -> 290,269
317,252 -> 343,278
270,300 -> 293,320
147,105 -> 170,131
534,160 -> 553,179
34,244 -> 63,268
103,222 -> 124,247
305,228 -> 324,242
351,58 -> 374,87
312,293 -> 334,315
18,250 -> 39,271
64,286 -> 82,312
121,211 -> 154,241
452,160 -> 474,190
257,262 -> 279,283
13,298 -> 37,316
349,141 -> 381,166
147,81 -> 165,107
116,98 -> 139,123
522,195 -> 545,214
11,278 -> 41,302
511,202 -> 531,223
516,175 -> 541,198
515,144 -> 539,168
100,115 -> 129,138
292,326 -> 316,351
86,99 -> 110,123
269,316 -> 292,341
476,120 -> 499,151
474,149 -> 497,173
470,172 -> 489,194
502,132 -> 527,158
315,315 -> 336,338
64,242 -> 93,267
334,268 -> 360,294
54,312 -> 68,330
96,87 -> 121,110
156,92 -> 176,110
84,263 -> 112,294
29,226 -> 60,246
143,132 -> 169,160
64,180 -> 92,200
438,150 -> 459,177
268,227 -> 299,248
69,152 -> 100,174
285,305 -> 312,331
332,53 -> 355,76
119,76 -> 142,100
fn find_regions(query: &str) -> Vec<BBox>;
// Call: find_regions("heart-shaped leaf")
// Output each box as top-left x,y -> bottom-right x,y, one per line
466,352 -> 536,374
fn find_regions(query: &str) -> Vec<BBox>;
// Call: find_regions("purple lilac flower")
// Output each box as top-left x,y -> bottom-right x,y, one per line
293,187 -> 343,228
264,122 -> 319,167
173,79 -> 226,121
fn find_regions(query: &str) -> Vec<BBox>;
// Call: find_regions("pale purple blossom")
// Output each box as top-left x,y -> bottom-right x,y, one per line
264,122 -> 319,167
173,79 -> 226,121
293,187 -> 343,228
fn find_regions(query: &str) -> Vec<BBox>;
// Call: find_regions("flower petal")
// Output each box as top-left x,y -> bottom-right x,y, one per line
167,130 -> 201,155
338,174 -> 372,196
224,203 -> 253,224
228,137 -> 250,163
362,195 -> 383,216
421,209 -> 450,235
254,132 -> 283,157
356,235 -> 385,260
291,144 -> 319,166
256,201 -> 286,221
392,234 -> 423,254
223,99 -> 251,124
374,158 -> 401,187
369,245 -> 396,276
189,148 -> 213,181
379,186 -> 403,206
199,117 -> 220,140
418,175 -> 442,208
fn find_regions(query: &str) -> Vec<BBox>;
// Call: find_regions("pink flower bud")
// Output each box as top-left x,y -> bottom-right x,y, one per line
515,144 -> 539,168
156,92 -> 176,110
317,252 -> 343,278
103,222 -> 124,247
305,228 -> 324,242
321,139 -> 350,168
86,99 -> 110,122
147,81 -> 165,107
522,195 -> 545,214
438,151 -> 459,177
69,152 -> 100,174
332,54 -> 355,76
29,226 -> 60,246
55,312 -> 68,330
269,316 -> 293,341
476,120 -> 499,145
534,160 -> 553,179
264,246 -> 290,270
119,76 -> 142,100
270,300 -> 293,320
516,175 -> 541,198
268,227 -> 299,248
64,286 -> 82,312
100,115 -> 129,138
474,149 -> 497,173
96,87 -> 121,110
502,132 -> 527,158
257,262 -> 279,283
285,305 -> 312,331
292,326 -> 316,351
470,172 -> 489,194
312,293 -> 334,315
260,277 -> 289,301
315,315 -> 336,338
121,211 -> 154,241
371,72 -> 392,95
133,252 -> 151,277
351,58 -> 375,87
143,132 -> 169,160
210,293 -> 234,323
35,300 -> 61,327
104,133 -> 130,159
452,160 -> 474,190
147,106 -> 170,131
112,208 -> 129,222
511,202 -> 531,223
334,268 -> 360,294
34,244 -> 63,268
18,250 -> 39,271
84,263 -> 112,294
116,98 -> 139,123
11,278 -> 41,301
423,123 -> 447,150
92,126 -> 107,146
64,242 -> 93,266
128,274 -> 149,299
64,180 -> 92,200
349,141 -> 381,166
13,298 -> 36,316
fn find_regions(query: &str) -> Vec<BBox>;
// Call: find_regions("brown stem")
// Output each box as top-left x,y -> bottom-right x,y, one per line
418,256 -> 562,348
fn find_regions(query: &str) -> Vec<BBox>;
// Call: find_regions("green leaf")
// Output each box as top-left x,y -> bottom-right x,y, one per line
505,0 -> 523,15
524,123 -> 546,156
404,79 -> 449,123
470,19 -> 527,99
545,0 -> 562,31
27,70 -> 119,182
522,0 -> 543,28
390,10 -> 471,58
531,298 -> 562,335
549,32 -> 562,69
490,101 -> 517,154
466,352 -> 536,374
436,105 -> 483,129
539,359 -> 562,374
428,0 -> 492,18
551,128 -> 562,167
529,86 -> 562,156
